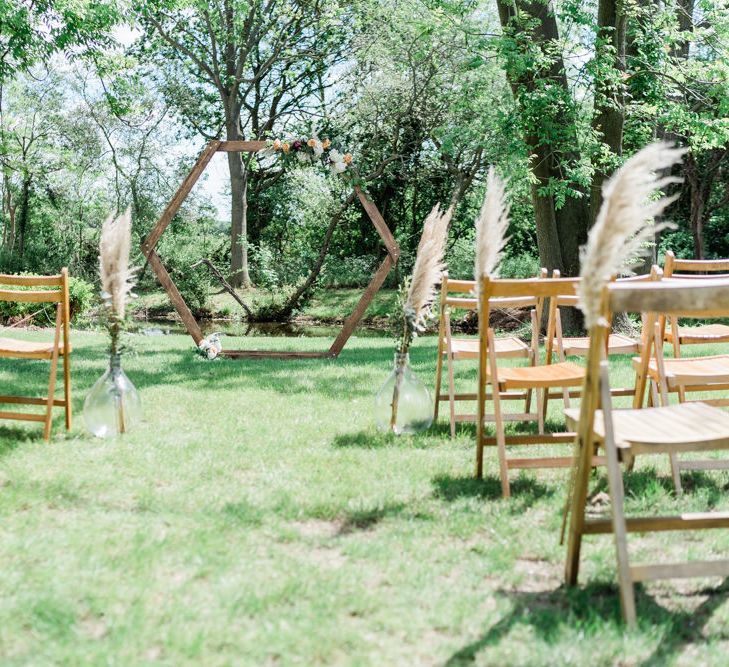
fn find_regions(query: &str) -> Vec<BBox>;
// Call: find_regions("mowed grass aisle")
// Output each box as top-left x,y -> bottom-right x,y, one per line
1,329 -> 729,665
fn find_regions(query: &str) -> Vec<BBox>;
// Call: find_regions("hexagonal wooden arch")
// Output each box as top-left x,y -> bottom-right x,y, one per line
141,140 -> 400,359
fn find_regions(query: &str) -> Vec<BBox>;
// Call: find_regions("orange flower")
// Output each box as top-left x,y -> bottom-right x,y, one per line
307,138 -> 317,148
343,153 -> 353,164
282,142 -> 290,153
273,139 -> 282,150
322,138 -> 331,149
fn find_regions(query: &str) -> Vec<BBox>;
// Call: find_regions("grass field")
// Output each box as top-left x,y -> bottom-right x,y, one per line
1,328 -> 728,665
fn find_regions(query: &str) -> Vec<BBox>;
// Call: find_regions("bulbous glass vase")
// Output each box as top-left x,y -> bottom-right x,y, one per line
83,354 -> 141,438
374,352 -> 433,435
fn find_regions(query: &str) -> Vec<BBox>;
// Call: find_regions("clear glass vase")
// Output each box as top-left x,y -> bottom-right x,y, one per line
374,352 -> 433,435
83,354 -> 141,438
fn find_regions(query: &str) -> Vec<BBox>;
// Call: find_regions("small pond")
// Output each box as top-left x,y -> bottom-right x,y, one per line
127,319 -> 399,339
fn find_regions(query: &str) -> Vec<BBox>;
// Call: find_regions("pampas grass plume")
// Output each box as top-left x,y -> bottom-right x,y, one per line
405,204 -> 453,331
474,166 -> 510,293
579,142 -> 685,328
100,207 -> 136,320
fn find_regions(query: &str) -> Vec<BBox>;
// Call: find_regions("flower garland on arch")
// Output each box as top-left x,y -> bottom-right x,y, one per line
264,136 -> 355,177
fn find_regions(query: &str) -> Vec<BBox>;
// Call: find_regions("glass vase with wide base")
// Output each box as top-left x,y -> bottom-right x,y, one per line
374,352 -> 433,435
83,354 -> 141,438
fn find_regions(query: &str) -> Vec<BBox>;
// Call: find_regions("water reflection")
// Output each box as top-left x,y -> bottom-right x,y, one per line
128,319 -> 394,339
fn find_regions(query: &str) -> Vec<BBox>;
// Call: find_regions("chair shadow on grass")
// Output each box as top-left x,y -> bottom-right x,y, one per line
336,501 -> 409,535
0,424 -> 37,457
443,579 -> 729,666
588,466 -> 729,505
432,473 -> 554,508
332,428 -> 446,450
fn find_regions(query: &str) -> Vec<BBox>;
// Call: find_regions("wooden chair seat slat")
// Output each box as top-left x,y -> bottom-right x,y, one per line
565,402 -> 729,452
0,337 -> 72,358
495,361 -> 585,389
664,323 -> 729,343
561,333 -> 639,356
445,335 -> 529,359
633,353 -> 729,384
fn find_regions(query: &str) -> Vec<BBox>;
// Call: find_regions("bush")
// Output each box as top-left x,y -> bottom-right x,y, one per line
248,242 -> 281,288
444,234 -> 475,280
155,244 -> 213,313
0,273 -> 95,324
321,255 -> 379,287
499,254 -> 541,278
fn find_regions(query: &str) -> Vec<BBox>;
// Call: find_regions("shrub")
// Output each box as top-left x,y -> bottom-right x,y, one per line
155,244 -> 213,313
321,255 -> 379,287
499,254 -> 541,279
248,242 -> 281,288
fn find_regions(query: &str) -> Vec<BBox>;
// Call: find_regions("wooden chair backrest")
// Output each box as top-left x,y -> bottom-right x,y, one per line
0,270 -> 71,347
664,250 -> 729,279
547,268 -> 661,359
440,269 -> 547,313
480,275 -> 579,361
0,272 -> 69,304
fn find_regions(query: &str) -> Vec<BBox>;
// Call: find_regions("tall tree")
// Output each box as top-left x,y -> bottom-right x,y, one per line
495,0 -> 591,276
135,0 -> 347,286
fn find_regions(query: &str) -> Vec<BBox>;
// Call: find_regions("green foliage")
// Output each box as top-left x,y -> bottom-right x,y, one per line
157,245 -> 213,313
499,254 -> 541,279
0,0 -> 120,82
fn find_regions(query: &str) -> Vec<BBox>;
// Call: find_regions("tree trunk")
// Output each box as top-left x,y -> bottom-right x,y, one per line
226,118 -> 251,288
17,176 -> 31,258
684,150 -> 719,261
496,0 -> 591,277
590,0 -> 627,225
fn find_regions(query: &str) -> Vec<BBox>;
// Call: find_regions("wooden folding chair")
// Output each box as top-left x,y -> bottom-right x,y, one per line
663,250 -> 729,358
476,276 -> 590,496
0,269 -> 72,440
633,296 -> 729,491
434,271 -> 545,437
564,278 -> 729,626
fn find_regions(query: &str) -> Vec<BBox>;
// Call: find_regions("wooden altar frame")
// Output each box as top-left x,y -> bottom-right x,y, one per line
141,140 -> 400,359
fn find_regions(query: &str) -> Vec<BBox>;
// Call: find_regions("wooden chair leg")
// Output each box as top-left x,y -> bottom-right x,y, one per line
44,364 -> 59,441
63,353 -> 72,430
599,363 -> 637,626
487,331 -> 509,497
565,433 -> 592,585
537,388 -> 545,435
447,353 -> 457,439
433,349 -> 443,422
669,453 -> 683,495
493,389 -> 509,498
649,381 -> 658,408
43,308 -> 63,441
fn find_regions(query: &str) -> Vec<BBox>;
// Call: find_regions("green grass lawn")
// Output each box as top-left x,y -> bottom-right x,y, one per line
1,328 -> 729,665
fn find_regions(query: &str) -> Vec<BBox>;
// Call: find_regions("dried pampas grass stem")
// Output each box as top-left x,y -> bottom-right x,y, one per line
403,203 -> 453,336
474,166 -> 510,294
100,207 -> 135,322
99,207 -> 137,359
579,142 -> 685,328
